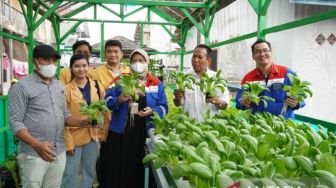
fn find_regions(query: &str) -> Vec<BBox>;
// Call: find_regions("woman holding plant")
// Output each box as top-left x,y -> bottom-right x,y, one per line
100,49 -> 168,187
62,54 -> 110,188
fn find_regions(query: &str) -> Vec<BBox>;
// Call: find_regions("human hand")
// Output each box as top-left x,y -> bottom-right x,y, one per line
137,107 -> 153,117
118,94 -> 132,104
286,97 -> 299,108
32,141 -> 56,162
98,129 -> 108,142
206,96 -> 218,104
173,89 -> 184,107
80,118 -> 92,128
135,88 -> 145,96
240,97 -> 251,108
174,89 -> 184,100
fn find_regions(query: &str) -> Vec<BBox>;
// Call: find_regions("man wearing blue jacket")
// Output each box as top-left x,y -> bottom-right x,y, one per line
236,39 -> 305,119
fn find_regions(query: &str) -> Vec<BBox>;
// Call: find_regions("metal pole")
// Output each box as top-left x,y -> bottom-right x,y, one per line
9,31 -> 13,81
55,20 -> 61,77
0,12 -> 3,89
140,24 -> 144,49
179,47 -> 184,72
100,22 -> 104,63
27,0 -> 35,74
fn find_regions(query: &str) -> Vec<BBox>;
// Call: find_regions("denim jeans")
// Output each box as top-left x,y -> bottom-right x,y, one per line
62,140 -> 99,188
18,151 -> 66,188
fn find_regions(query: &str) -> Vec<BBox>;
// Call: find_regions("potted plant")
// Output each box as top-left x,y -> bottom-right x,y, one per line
115,73 -> 145,114
281,73 -> 312,115
241,82 -> 275,108
197,70 -> 227,101
170,70 -> 196,95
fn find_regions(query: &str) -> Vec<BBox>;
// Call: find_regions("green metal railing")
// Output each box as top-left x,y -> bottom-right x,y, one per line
0,95 -> 17,165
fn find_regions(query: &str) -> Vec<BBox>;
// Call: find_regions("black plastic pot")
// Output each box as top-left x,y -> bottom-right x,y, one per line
91,119 -> 98,127
206,92 -> 212,101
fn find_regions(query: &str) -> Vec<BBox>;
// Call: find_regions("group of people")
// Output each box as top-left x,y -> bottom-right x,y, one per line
9,38 -> 304,188
173,39 -> 304,121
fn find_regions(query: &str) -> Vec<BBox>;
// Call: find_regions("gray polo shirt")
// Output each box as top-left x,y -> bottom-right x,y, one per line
9,73 -> 70,157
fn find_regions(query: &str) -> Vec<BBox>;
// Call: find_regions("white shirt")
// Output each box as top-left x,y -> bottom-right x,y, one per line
182,69 -> 230,122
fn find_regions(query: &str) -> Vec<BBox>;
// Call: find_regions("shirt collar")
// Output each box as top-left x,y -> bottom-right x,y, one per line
253,63 -> 279,79
105,63 -> 130,74
191,68 -> 209,77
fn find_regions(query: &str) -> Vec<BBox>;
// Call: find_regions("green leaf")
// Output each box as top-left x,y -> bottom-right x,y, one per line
318,140 -> 331,153
196,70 -> 227,97
171,164 -> 192,179
257,143 -> 269,160
284,73 -> 312,101
96,114 -> 104,125
316,153 -> 336,175
153,157 -> 167,169
142,153 -> 158,164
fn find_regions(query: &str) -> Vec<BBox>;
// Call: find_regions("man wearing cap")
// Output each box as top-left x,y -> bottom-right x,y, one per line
9,44 -> 92,188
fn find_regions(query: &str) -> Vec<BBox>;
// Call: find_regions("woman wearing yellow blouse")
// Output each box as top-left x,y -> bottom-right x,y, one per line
62,54 -> 110,188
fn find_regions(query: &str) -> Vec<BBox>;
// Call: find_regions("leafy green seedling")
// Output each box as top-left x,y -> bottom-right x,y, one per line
115,73 -> 145,101
80,99 -> 110,126
170,70 -> 196,93
241,82 -> 275,108
197,70 -> 227,100
281,73 -> 312,115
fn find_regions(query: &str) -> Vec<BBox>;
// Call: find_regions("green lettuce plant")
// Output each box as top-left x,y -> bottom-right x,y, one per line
170,70 -> 196,93
241,82 -> 274,108
80,99 -> 110,126
197,70 -> 227,100
281,73 -> 312,115
115,73 -> 145,101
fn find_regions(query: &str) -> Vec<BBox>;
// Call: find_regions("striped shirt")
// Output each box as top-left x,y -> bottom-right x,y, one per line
9,73 -> 70,157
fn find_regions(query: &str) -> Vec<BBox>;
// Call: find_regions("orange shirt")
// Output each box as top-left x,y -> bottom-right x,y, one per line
64,78 -> 111,151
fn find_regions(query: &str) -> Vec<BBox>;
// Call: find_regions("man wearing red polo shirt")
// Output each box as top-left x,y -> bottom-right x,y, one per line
235,39 -> 305,119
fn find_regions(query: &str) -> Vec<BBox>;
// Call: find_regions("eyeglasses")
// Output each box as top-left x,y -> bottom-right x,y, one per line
253,49 -> 271,55
75,50 -> 90,55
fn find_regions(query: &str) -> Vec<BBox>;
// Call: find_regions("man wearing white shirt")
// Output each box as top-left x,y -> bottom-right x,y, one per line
173,44 -> 230,122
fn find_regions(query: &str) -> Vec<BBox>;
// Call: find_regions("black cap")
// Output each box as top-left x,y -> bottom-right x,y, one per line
33,44 -> 61,59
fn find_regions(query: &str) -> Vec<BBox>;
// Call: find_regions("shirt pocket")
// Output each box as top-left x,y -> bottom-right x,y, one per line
53,87 -> 67,111
28,88 -> 49,108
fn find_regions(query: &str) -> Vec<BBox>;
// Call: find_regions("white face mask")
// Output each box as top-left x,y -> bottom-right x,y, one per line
38,63 -> 57,78
131,62 -> 147,74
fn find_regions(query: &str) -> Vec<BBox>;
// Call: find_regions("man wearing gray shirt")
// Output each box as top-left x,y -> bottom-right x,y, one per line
9,44 -> 91,188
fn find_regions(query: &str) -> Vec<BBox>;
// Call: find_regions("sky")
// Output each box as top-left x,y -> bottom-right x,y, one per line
73,4 -> 151,45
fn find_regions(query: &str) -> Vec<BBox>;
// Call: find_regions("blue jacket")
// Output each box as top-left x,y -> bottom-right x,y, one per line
105,74 -> 168,134
236,64 -> 305,119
